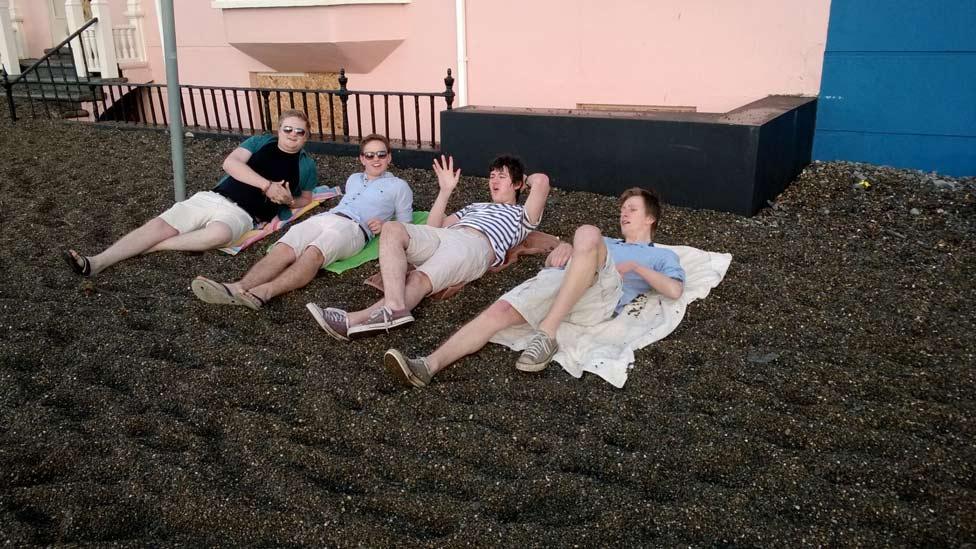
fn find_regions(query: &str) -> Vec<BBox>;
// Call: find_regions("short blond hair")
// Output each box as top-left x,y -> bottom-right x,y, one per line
279,109 -> 309,127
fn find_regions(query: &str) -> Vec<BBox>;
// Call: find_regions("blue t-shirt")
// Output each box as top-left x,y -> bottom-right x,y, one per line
605,237 -> 685,314
329,171 -> 413,240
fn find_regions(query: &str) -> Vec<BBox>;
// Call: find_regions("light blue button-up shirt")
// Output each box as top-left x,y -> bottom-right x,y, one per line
329,171 -> 413,239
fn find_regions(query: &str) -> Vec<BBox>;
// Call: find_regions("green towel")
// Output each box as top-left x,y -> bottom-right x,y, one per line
325,211 -> 429,274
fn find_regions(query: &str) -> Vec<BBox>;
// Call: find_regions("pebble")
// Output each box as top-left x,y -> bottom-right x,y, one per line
910,208 -> 921,215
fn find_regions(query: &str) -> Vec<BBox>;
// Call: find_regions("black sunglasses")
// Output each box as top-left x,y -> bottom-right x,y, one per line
361,151 -> 389,159
281,125 -> 307,136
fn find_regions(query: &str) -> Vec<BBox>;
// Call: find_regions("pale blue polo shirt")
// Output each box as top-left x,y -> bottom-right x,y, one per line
605,237 -> 685,314
329,171 -> 413,239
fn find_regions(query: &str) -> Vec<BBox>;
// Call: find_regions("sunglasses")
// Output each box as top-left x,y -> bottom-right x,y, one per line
280,125 -> 307,136
361,150 -> 389,159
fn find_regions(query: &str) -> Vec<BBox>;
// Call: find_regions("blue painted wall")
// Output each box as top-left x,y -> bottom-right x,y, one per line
813,0 -> 976,176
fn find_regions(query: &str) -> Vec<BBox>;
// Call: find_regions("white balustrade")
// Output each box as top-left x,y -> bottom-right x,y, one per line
82,28 -> 100,71
113,25 -> 140,62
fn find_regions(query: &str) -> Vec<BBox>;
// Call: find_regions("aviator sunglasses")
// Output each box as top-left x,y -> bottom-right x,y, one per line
361,150 -> 389,159
281,125 -> 307,136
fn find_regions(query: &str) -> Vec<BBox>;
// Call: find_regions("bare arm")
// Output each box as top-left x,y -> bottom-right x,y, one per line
521,173 -> 551,225
222,147 -> 272,191
427,155 -> 461,228
617,261 -> 684,300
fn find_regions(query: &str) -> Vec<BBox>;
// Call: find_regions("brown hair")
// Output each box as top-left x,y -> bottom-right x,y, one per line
360,133 -> 391,153
278,109 -> 309,127
619,187 -> 662,233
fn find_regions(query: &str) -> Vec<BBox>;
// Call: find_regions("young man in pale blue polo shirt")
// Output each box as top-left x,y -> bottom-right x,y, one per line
191,133 -> 413,310
384,187 -> 686,388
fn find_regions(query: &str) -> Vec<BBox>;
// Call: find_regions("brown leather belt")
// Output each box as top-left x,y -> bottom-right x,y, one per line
333,212 -> 370,241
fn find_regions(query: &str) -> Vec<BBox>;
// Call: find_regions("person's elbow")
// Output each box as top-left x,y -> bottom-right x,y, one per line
663,280 -> 684,300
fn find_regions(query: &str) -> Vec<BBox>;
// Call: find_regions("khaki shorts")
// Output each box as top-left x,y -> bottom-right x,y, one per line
403,224 -> 494,294
500,250 -> 622,328
157,191 -> 253,243
276,213 -> 367,267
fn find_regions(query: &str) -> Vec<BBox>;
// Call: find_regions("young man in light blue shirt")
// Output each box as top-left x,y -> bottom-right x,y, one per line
192,133 -> 413,310
384,187 -> 685,388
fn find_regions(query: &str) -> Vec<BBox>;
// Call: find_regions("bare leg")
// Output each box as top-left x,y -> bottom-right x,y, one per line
246,246 -> 324,302
76,217 -> 179,275
347,270 -> 433,325
376,222 -> 411,310
536,225 -> 607,338
146,221 -> 233,253
226,243 -> 298,293
425,300 -> 527,375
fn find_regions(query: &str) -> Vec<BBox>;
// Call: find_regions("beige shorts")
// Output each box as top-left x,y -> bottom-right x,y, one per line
403,224 -> 494,294
157,191 -> 253,243
500,250 -> 622,328
276,212 -> 367,266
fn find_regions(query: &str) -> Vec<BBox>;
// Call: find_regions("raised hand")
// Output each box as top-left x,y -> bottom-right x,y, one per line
432,155 -> 461,194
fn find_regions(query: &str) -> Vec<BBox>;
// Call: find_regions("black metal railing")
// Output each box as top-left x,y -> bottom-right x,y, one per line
5,64 -> 456,149
3,17 -> 100,121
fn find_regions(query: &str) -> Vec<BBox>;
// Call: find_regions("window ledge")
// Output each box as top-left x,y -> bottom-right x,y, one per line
212,0 -> 409,8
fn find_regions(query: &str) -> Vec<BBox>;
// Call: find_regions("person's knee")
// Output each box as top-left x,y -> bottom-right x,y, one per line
572,225 -> 603,251
482,300 -> 522,326
405,269 -> 433,291
381,221 -> 408,243
299,245 -> 324,264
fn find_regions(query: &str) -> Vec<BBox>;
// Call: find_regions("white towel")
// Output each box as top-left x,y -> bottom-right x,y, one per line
489,244 -> 732,388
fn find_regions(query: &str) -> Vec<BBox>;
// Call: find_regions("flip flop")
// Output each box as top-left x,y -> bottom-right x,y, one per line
237,290 -> 266,311
61,249 -> 92,277
191,276 -> 240,305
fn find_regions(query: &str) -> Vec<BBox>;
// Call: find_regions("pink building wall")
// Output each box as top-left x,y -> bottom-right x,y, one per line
14,1 -> 832,129
136,1 -> 832,114
464,0 -> 832,113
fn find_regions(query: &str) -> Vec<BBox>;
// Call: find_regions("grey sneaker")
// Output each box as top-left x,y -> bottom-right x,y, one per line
384,349 -> 432,388
515,330 -> 558,372
306,303 -> 350,341
347,306 -> 415,338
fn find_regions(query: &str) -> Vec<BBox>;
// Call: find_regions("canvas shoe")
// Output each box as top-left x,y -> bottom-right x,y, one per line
307,303 -> 350,341
384,349 -> 432,388
515,330 -> 558,372
347,306 -> 414,338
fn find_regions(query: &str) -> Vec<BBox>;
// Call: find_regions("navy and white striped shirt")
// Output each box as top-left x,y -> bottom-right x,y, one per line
451,202 -> 540,267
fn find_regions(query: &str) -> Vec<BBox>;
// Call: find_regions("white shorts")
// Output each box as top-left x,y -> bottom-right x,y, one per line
500,250 -> 622,328
276,212 -> 367,267
157,191 -> 253,243
402,224 -> 494,294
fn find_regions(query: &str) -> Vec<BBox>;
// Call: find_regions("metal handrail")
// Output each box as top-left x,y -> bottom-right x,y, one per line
8,17 -> 99,86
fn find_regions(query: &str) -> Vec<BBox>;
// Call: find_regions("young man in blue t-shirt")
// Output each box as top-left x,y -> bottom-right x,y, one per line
62,109 -> 317,277
384,187 -> 686,388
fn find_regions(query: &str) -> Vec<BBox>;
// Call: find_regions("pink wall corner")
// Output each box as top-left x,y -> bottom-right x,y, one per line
464,0 -> 832,113
19,0 -> 54,59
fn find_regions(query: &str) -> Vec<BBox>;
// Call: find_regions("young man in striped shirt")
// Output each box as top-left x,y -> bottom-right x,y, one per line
308,154 -> 550,339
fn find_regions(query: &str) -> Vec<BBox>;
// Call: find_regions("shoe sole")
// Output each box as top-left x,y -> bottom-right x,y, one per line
306,303 -> 349,341
515,346 -> 557,373
347,315 -> 415,338
383,349 -> 426,387
191,277 -> 238,305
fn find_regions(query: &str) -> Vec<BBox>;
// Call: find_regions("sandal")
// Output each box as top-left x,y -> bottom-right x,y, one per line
237,290 -> 266,311
191,276 -> 240,305
62,249 -> 92,277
